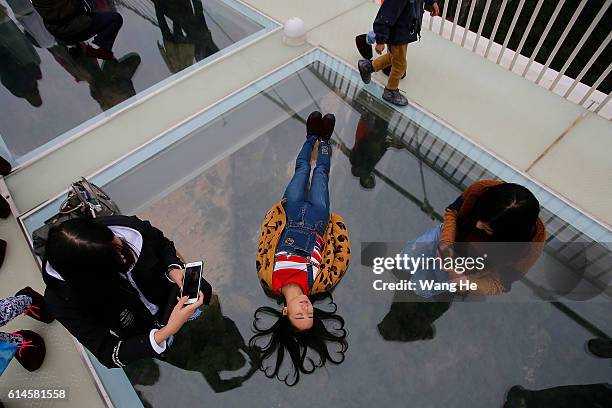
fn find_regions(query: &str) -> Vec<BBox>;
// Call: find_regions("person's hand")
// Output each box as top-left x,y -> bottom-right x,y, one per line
165,292 -> 204,335
168,268 -> 184,289
436,241 -> 455,260
375,43 -> 385,54
430,1 -> 440,17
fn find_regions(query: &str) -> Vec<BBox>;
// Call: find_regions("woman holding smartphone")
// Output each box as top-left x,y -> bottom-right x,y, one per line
42,215 -> 210,368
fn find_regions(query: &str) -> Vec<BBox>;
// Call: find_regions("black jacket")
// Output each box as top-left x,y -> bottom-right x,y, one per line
373,0 -> 436,45
32,0 -> 92,39
42,215 -> 181,368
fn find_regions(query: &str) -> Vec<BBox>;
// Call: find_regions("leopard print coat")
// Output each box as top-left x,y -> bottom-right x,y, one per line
256,200 -> 350,295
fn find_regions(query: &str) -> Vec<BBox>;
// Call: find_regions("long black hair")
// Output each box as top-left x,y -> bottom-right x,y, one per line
472,183 -> 540,242
248,293 -> 348,386
45,218 -> 138,311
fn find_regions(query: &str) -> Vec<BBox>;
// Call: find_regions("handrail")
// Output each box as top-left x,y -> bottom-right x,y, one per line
424,0 -> 611,119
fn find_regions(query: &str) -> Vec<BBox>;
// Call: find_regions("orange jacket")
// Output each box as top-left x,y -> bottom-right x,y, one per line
440,180 -> 546,295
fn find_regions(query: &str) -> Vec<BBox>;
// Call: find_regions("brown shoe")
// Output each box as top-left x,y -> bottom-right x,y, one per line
306,111 -> 323,138
0,156 -> 11,176
15,287 -> 55,324
320,113 -> 335,142
13,330 -> 46,372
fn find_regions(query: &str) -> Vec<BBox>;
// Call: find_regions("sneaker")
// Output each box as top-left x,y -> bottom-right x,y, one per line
306,111 -> 322,138
320,113 -> 335,142
586,338 -> 612,358
15,287 -> 55,324
0,195 -> 9,219
12,330 -> 46,372
382,88 -> 408,106
358,59 -> 373,84
0,156 -> 11,176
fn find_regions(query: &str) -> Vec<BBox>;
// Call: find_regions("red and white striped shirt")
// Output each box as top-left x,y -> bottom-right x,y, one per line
272,233 -> 324,294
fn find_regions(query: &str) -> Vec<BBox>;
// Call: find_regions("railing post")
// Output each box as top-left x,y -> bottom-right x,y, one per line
549,1 -> 610,92
450,0 -> 464,42
472,0 -> 493,52
495,0 -> 527,65
535,0 -> 588,85
484,0 -> 509,59
460,0 -> 477,47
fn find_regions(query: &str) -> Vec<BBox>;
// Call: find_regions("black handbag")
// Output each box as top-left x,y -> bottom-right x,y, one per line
32,177 -> 120,257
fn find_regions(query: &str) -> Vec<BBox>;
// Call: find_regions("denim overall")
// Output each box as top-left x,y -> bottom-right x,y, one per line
276,135 -> 332,288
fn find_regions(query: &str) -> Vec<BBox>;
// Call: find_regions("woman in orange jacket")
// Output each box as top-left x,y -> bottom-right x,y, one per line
410,180 -> 546,297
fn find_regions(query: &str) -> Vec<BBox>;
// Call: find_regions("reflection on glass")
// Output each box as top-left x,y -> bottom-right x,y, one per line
0,0 -> 264,160
154,0 -> 219,73
125,295 -> 258,393
0,4 -> 43,106
349,90 -> 404,190
49,45 -> 141,111
503,383 -> 612,407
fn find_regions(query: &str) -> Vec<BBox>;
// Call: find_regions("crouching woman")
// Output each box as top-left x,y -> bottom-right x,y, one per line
42,215 -> 210,368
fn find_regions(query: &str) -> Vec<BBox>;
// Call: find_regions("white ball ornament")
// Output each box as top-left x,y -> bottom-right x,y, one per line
283,17 -> 306,46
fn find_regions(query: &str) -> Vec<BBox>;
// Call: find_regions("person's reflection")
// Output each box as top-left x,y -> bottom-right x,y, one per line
153,0 -> 219,73
48,44 -> 140,111
125,294 -> 257,393
377,292 -> 451,342
349,91 -> 404,189
32,0 -> 123,60
503,383 -> 612,408
0,4 -> 43,106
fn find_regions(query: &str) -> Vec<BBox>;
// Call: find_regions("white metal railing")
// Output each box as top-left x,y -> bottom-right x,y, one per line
424,0 -> 612,119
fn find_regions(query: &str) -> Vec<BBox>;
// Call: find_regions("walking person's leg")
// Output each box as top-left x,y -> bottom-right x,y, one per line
358,52 -> 391,84
382,44 -> 408,106
386,44 -> 407,90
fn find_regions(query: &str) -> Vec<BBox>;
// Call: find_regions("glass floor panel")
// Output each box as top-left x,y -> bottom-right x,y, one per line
19,50 -> 611,407
0,0 -> 274,164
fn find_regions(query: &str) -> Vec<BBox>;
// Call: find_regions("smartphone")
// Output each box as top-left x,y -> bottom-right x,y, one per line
181,261 -> 203,305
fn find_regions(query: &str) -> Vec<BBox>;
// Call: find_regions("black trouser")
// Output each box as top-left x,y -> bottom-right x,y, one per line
66,11 -> 123,50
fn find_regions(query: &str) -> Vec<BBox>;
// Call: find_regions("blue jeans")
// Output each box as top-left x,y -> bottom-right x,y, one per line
67,12 -> 123,51
277,136 -> 331,257
405,224 -> 449,298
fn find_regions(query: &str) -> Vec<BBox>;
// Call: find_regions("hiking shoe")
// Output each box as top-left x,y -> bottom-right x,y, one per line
13,330 -> 46,372
320,113 -> 335,142
358,59 -> 373,84
15,287 -> 55,324
586,338 -> 612,358
0,195 -> 9,219
306,111 -> 323,138
382,88 -> 408,106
